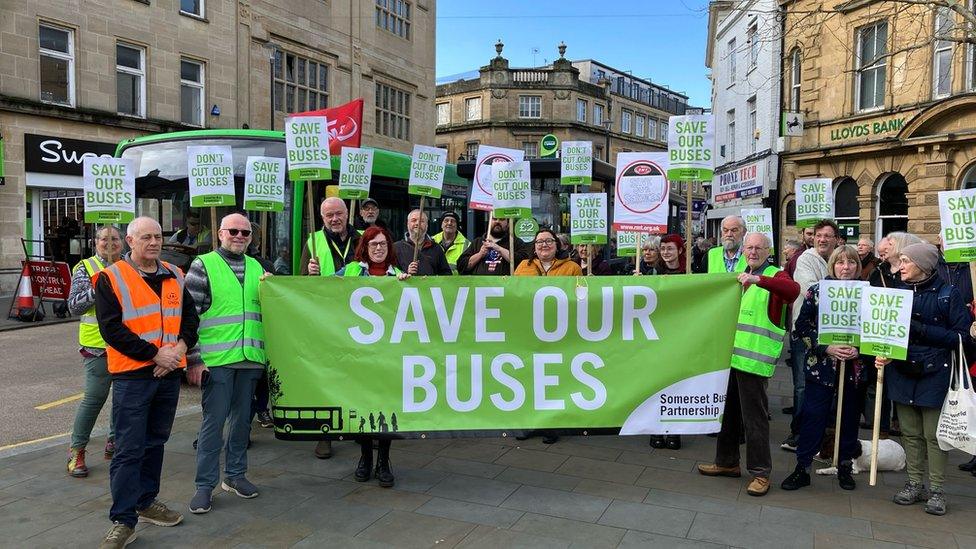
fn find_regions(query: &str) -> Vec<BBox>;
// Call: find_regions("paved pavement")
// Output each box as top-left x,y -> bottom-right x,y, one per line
2,342 -> 976,547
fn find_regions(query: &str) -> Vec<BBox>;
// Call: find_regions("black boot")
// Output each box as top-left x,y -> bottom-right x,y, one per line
354,442 -> 372,482
375,442 -> 395,488
780,464 -> 811,491
649,436 -> 666,448
838,460 -> 856,490
665,435 -> 681,450
960,456 -> 976,472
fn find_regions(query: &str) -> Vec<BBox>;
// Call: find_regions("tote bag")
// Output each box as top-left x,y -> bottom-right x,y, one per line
937,336 -> 976,454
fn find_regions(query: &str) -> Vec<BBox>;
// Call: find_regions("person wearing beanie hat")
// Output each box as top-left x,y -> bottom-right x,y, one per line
873,239 -> 973,516
432,211 -> 469,274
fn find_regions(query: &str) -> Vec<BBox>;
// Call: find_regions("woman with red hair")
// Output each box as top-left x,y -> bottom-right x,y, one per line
335,226 -> 409,487
649,233 -> 687,450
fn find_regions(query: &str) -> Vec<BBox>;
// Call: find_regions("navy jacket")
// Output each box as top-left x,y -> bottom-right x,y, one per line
886,274 -> 973,408
794,279 -> 869,389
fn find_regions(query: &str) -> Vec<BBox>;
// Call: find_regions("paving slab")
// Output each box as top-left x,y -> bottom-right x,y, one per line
643,488 -> 761,520
424,455 -> 507,479
812,532 -> 906,549
355,509 -> 477,548
426,473 -> 521,506
494,466 -> 582,491
500,485 -> 612,522
553,455 -> 644,484
493,447 -> 570,472
596,499 -> 697,538
455,524 -> 570,548
509,512 -> 627,548
686,512 -> 815,549
343,485 -> 432,511
617,529 -> 729,549
416,496 -> 525,528
869,522 -> 960,548
572,478 -> 649,503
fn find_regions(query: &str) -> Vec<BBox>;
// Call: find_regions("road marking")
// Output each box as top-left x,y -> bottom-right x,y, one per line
0,432 -> 70,452
34,392 -> 84,410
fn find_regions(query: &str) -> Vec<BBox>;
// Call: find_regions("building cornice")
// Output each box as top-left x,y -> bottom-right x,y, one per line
0,95 -> 194,134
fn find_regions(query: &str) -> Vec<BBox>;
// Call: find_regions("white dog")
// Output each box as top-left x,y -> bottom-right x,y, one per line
815,439 -> 907,475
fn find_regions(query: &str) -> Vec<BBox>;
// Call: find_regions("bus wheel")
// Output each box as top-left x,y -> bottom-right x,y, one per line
284,424 -> 293,433
320,424 -> 331,434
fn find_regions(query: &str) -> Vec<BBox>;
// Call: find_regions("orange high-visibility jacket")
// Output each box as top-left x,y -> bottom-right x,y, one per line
101,259 -> 186,374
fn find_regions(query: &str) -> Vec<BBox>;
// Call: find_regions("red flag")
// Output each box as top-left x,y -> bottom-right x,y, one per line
291,98 -> 364,155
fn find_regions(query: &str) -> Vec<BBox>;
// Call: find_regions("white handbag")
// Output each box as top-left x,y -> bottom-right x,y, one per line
937,335 -> 976,454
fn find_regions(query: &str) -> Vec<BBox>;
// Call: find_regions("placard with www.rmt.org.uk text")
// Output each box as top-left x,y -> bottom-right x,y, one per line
187,145 -> 236,207
938,188 -> 976,262
795,178 -> 834,228
859,286 -> 913,360
408,144 -> 447,198
337,147 -> 374,199
82,157 -> 135,223
561,141 -> 592,186
243,156 -> 286,212
491,161 -> 532,219
612,152 -> 670,233
570,193 -> 607,244
285,116 -> 332,181
818,280 -> 867,346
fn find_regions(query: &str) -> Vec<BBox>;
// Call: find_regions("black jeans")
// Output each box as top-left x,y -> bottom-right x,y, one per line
715,369 -> 771,478
109,375 -> 180,527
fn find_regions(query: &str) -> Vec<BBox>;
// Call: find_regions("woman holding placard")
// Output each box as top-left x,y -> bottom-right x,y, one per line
636,237 -> 663,275
648,234 -> 687,450
335,226 -> 410,488
781,245 -> 867,492
875,242 -> 971,516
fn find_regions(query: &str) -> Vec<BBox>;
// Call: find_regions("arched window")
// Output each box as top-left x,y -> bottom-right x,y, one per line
834,177 -> 859,238
790,49 -> 801,112
785,199 -> 796,226
876,173 -> 908,236
961,162 -> 976,189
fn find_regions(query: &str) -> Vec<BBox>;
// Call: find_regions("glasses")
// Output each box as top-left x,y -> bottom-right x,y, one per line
535,238 -> 556,246
367,241 -> 388,249
223,228 -> 252,237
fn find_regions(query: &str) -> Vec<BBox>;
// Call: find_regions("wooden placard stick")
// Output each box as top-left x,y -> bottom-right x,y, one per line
587,244 -> 593,276
508,225 -> 515,276
832,360 -> 846,468
305,180 -> 317,260
869,361 -> 885,486
685,180 -> 694,273
260,210 -> 268,258
413,196 -> 426,264
210,207 -> 218,251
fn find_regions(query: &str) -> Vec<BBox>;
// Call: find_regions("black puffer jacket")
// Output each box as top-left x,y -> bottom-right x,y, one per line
886,273 -> 973,408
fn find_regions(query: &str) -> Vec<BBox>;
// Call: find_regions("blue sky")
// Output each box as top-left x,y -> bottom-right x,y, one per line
436,0 -> 712,107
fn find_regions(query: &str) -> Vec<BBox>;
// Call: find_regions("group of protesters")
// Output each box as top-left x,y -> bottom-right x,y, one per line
62,197 -> 975,548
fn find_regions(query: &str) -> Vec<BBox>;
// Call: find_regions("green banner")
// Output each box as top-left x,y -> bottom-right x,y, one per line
261,275 -> 742,440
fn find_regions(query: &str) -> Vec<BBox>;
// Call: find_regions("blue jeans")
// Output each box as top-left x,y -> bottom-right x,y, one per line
796,372 -> 865,469
195,367 -> 263,490
70,355 -> 115,449
789,337 -> 807,434
109,375 -> 181,528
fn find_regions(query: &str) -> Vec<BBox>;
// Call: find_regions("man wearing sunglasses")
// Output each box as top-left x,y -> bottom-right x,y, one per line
183,213 -> 271,515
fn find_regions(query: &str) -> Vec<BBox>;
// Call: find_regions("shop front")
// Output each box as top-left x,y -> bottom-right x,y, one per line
706,154 -> 778,240
777,95 -> 976,244
23,133 -> 117,263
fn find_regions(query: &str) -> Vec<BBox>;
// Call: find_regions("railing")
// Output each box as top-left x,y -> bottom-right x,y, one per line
511,70 -> 549,84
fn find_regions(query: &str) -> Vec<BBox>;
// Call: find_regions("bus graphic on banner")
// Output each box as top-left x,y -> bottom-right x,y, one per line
272,406 -> 344,435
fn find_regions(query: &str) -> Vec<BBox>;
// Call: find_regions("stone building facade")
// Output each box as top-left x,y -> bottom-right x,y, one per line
705,0 -> 782,237
435,42 -> 707,233
0,0 -> 435,291
780,0 -> 976,243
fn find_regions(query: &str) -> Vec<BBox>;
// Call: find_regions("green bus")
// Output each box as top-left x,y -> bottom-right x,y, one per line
115,128 -> 468,273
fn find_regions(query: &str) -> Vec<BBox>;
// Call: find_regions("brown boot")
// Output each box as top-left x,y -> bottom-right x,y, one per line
747,476 -> 770,496
818,428 -> 834,462
697,463 -> 741,477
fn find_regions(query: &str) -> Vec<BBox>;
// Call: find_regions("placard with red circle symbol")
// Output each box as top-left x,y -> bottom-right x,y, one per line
612,152 -> 670,233
469,145 -> 524,211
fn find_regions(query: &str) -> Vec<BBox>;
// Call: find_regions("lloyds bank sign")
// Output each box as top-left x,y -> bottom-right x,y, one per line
829,117 -> 905,141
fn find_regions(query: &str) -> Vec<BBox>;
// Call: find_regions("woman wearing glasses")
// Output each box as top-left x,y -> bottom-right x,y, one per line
335,226 -> 410,487
515,228 -> 583,276
514,228 -> 581,444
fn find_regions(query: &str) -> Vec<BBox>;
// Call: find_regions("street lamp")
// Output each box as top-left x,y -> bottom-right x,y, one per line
263,42 -> 278,130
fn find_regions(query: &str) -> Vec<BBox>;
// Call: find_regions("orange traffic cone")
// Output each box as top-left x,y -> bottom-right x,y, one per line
9,264 -> 36,320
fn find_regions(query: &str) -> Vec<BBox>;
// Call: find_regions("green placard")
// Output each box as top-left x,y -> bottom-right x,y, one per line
859,286 -> 912,360
285,116 -> 332,181
939,189 -> 976,262
514,217 -> 539,242
817,280 -> 865,347
261,274 -> 743,439
666,115 -> 714,182
540,134 -> 559,158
